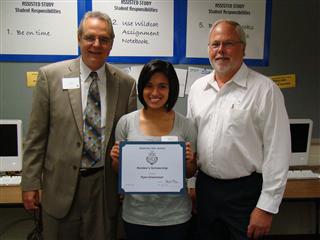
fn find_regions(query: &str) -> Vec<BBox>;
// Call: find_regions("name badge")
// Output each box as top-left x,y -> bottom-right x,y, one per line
161,136 -> 178,142
62,77 -> 80,89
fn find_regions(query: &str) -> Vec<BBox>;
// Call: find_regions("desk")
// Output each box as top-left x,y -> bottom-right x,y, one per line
283,178 -> 320,237
0,186 -> 22,204
1,179 -> 319,237
284,179 -> 320,199
1,179 -> 319,204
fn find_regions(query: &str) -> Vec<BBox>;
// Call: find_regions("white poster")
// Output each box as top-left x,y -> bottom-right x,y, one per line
175,68 -> 187,98
0,0 -> 78,55
93,0 -> 174,57
186,66 -> 211,95
186,0 -> 266,59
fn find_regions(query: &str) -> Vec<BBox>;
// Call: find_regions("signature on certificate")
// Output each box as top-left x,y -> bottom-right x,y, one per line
165,179 -> 179,184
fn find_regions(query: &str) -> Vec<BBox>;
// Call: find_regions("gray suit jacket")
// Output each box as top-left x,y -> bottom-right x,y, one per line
21,58 -> 137,218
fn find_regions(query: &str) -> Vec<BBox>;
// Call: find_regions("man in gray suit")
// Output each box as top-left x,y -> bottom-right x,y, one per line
21,11 -> 137,240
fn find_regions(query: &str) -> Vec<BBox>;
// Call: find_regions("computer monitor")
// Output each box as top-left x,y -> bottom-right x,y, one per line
289,119 -> 313,166
0,119 -> 23,171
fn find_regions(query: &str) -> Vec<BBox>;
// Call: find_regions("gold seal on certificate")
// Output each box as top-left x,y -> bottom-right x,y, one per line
119,141 -> 186,194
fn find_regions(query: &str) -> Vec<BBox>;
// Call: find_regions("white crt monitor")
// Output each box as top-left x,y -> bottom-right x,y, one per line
289,119 -> 313,166
0,119 -> 23,171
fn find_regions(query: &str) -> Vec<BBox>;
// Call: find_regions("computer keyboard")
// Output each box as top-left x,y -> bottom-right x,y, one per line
287,170 -> 320,180
0,175 -> 21,186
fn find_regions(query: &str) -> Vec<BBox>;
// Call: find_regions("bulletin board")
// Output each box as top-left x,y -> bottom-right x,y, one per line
0,0 -> 272,66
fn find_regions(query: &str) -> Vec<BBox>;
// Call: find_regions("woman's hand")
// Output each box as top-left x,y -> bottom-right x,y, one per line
110,141 -> 120,172
185,142 -> 197,178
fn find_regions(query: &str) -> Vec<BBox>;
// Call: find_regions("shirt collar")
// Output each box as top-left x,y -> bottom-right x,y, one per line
205,63 -> 248,90
230,63 -> 248,88
80,57 -> 106,82
204,72 -> 215,91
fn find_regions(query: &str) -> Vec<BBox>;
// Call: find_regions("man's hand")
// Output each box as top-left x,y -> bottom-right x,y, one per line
110,141 -> 120,172
22,190 -> 40,210
185,142 -> 197,178
247,207 -> 273,239
188,187 -> 197,214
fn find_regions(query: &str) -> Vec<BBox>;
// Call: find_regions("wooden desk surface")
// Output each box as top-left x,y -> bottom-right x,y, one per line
284,165 -> 320,199
0,185 -> 22,204
0,179 -> 319,204
284,179 -> 320,199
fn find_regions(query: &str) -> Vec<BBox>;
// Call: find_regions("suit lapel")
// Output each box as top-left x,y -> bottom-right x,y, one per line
64,61 -> 120,143
65,59 -> 83,138
104,63 -> 119,147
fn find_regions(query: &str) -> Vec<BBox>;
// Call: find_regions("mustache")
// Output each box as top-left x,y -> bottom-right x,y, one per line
215,54 -> 229,60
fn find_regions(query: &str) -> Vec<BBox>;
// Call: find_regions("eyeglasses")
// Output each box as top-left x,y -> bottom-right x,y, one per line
208,41 -> 243,50
82,35 -> 112,45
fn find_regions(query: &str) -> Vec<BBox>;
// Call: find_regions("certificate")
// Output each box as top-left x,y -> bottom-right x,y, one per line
119,141 -> 185,194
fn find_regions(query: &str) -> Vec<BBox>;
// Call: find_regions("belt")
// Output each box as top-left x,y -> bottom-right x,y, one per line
79,167 -> 104,177
199,170 -> 262,183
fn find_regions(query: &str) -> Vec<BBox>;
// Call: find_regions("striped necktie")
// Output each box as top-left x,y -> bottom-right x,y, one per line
82,72 -> 101,168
